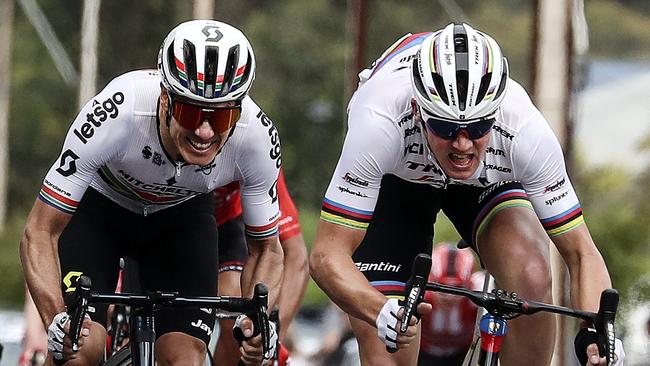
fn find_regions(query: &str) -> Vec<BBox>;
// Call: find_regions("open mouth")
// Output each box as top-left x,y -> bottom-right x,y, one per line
449,153 -> 473,168
186,138 -> 216,152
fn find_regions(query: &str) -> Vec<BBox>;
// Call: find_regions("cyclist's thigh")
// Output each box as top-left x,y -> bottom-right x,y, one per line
442,181 -> 551,291
348,314 -> 420,366
217,214 -> 247,275
139,193 -> 218,345
442,181 -> 538,251
58,188 -> 131,326
352,174 -> 443,296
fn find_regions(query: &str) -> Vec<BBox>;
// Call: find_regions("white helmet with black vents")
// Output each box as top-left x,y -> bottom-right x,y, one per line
411,23 -> 509,121
158,19 -> 256,104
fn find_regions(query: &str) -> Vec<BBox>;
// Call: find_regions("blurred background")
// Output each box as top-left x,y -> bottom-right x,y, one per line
0,0 -> 649,365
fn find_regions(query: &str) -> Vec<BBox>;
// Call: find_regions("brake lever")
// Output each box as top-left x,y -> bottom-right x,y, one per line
67,275 -> 92,352
595,289 -> 619,365
387,254 -> 431,354
253,283 -> 271,356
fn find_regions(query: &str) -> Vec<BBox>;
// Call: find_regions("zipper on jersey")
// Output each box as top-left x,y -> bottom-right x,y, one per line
175,161 -> 183,177
143,205 -> 149,217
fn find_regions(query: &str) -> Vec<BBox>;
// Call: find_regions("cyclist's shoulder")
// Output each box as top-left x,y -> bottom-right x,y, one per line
498,79 -> 545,129
225,96 -> 281,172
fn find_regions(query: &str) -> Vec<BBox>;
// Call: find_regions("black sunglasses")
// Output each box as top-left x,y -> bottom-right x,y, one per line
419,107 -> 495,140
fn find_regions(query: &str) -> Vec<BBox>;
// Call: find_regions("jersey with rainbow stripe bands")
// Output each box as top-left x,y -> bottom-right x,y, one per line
321,32 -> 583,237
40,70 -> 280,238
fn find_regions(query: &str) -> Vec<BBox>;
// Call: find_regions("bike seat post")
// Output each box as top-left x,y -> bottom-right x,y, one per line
129,306 -> 156,366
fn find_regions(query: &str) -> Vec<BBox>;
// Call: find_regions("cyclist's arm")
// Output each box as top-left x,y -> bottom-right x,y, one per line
242,235 -> 284,308
20,199 -> 72,327
310,219 -> 386,326
276,233 -> 308,337
551,225 -> 611,312
508,87 -> 612,313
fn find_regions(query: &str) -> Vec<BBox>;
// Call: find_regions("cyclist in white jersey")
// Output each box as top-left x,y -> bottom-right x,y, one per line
310,23 -> 623,366
20,20 -> 282,366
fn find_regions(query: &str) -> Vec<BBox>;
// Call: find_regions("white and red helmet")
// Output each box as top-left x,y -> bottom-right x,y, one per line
430,242 -> 476,287
411,23 -> 509,121
158,19 -> 255,104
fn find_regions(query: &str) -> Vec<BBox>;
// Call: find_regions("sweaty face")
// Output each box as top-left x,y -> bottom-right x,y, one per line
415,106 -> 490,180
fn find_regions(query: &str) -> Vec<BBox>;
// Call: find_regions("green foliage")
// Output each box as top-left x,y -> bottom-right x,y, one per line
0,214 -> 27,308
586,0 -> 650,59
573,164 -> 650,306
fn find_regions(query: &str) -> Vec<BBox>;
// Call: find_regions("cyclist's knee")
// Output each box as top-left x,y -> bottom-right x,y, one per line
156,332 -> 206,366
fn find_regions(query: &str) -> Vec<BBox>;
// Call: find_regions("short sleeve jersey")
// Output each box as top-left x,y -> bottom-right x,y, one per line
214,168 -> 301,240
321,33 -> 583,236
40,70 -> 281,238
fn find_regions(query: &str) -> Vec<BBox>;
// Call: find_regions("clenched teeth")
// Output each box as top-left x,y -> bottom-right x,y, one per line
188,139 -> 214,150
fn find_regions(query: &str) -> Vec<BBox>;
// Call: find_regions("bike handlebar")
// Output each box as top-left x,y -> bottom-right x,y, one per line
398,254 -> 619,365
66,275 -> 272,356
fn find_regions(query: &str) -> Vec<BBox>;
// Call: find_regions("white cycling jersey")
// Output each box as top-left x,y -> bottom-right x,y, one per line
322,33 -> 583,236
40,70 -> 281,238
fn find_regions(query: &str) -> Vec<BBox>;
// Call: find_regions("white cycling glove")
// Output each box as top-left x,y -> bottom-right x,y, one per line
233,314 -> 278,365
375,298 -> 401,351
612,338 -> 625,365
47,312 -> 69,360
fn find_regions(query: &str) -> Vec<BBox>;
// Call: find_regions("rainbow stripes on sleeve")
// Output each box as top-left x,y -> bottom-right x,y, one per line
245,218 -> 279,239
541,203 -> 584,236
38,185 -> 79,215
320,198 -> 373,230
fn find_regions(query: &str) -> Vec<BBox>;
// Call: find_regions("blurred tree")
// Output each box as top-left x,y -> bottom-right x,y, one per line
573,163 -> 650,304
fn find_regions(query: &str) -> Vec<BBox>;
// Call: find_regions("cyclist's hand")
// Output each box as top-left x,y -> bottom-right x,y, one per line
584,338 -> 625,366
47,312 -> 91,362
234,315 -> 278,366
575,327 -> 625,365
376,298 -> 432,351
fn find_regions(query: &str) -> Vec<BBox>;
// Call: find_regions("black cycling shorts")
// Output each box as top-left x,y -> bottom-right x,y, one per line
217,214 -> 247,273
58,188 -> 219,344
352,175 -> 530,297
417,351 -> 466,366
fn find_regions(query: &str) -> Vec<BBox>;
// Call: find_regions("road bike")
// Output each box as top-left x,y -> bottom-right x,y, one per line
66,275 -> 272,366
400,253 -> 620,366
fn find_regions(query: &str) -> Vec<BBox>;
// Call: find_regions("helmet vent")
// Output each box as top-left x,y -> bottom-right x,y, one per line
204,46 -> 219,98
166,41 -> 180,82
412,57 -> 431,102
456,70 -> 468,111
240,50 -> 254,90
431,73 -> 449,105
220,45 -> 240,97
182,40 -> 198,94
453,24 -> 468,53
494,58 -> 509,100
476,72 -> 491,105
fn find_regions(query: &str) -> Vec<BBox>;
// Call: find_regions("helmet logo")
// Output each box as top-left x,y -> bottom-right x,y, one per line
202,26 -> 223,42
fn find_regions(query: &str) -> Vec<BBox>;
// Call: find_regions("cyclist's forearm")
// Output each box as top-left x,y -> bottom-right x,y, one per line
552,225 -> 612,313
568,251 -> 612,313
243,236 -> 284,307
277,234 -> 309,335
20,227 -> 65,327
310,251 -> 386,326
